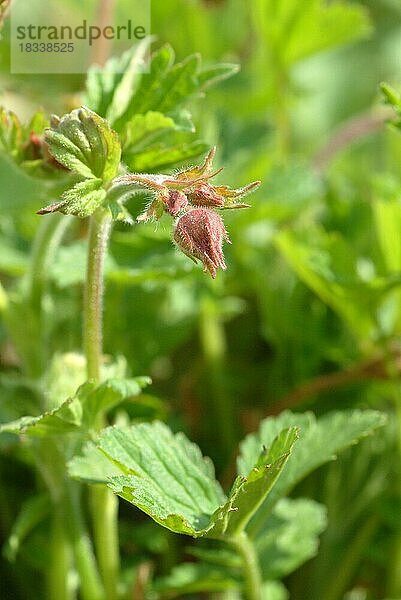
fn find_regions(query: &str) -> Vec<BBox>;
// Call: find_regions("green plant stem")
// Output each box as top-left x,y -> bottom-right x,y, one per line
13,213 -> 70,377
48,505 -> 73,600
27,213 -> 70,313
67,482 -> 105,600
83,207 -> 120,600
199,294 -> 237,472
230,532 -> 263,600
83,207 -> 112,381
90,485 -> 120,600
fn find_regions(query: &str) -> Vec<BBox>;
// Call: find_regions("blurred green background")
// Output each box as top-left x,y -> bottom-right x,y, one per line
1,1 -> 401,598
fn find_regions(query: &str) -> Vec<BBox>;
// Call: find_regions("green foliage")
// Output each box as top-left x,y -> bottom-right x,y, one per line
256,0 -> 371,67
381,82 -> 401,125
69,421 -> 297,538
0,2 -> 400,599
275,227 -> 400,339
45,108 -> 120,181
95,44 -> 237,132
238,410 -> 386,532
0,377 -> 150,436
85,43 -> 237,176
255,498 -> 327,580
3,494 -> 50,562
39,107 -> 121,217
188,497 -> 327,582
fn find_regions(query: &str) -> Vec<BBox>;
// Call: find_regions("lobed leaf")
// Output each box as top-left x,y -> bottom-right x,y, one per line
255,498 -> 327,580
0,377 -> 150,437
69,422 -> 297,539
106,44 -> 238,133
238,409 -> 386,535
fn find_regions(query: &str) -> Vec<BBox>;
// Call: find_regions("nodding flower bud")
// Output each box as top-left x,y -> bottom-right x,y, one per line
111,147 -> 260,276
174,208 -> 231,279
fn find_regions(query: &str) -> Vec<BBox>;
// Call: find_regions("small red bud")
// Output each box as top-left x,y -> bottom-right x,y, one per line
165,190 -> 188,216
174,208 -> 230,278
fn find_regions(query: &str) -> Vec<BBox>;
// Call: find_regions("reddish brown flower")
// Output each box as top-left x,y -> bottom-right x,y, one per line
110,147 -> 261,277
174,208 -> 231,278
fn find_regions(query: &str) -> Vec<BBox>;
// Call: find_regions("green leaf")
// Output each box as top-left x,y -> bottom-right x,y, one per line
44,130 -> 94,179
373,196 -> 401,274
256,498 -> 327,579
152,563 -> 239,596
3,494 -> 50,561
40,179 -> 106,218
69,440 -> 124,483
69,422 -> 297,539
0,395 -> 83,436
189,498 -> 326,581
381,82 -> 401,117
72,421 -> 226,535
238,410 -> 386,535
84,40 -> 151,121
221,427 -> 299,536
80,376 -> 151,426
0,376 -> 150,437
155,53 -> 200,114
0,107 -> 23,159
112,46 -> 197,131
259,0 -> 371,66
111,45 -> 238,133
198,63 -> 240,89
153,563 -> 288,599
41,107 -> 121,216
104,40 -> 152,126
124,140 -> 209,173
275,228 -> 386,338
123,111 -> 180,151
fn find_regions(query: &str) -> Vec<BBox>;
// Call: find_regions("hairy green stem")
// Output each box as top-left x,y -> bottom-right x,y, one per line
48,506 -> 73,600
230,532 -> 263,600
84,207 -> 120,599
83,208 -> 112,381
90,485 -> 120,600
67,483 -> 105,600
